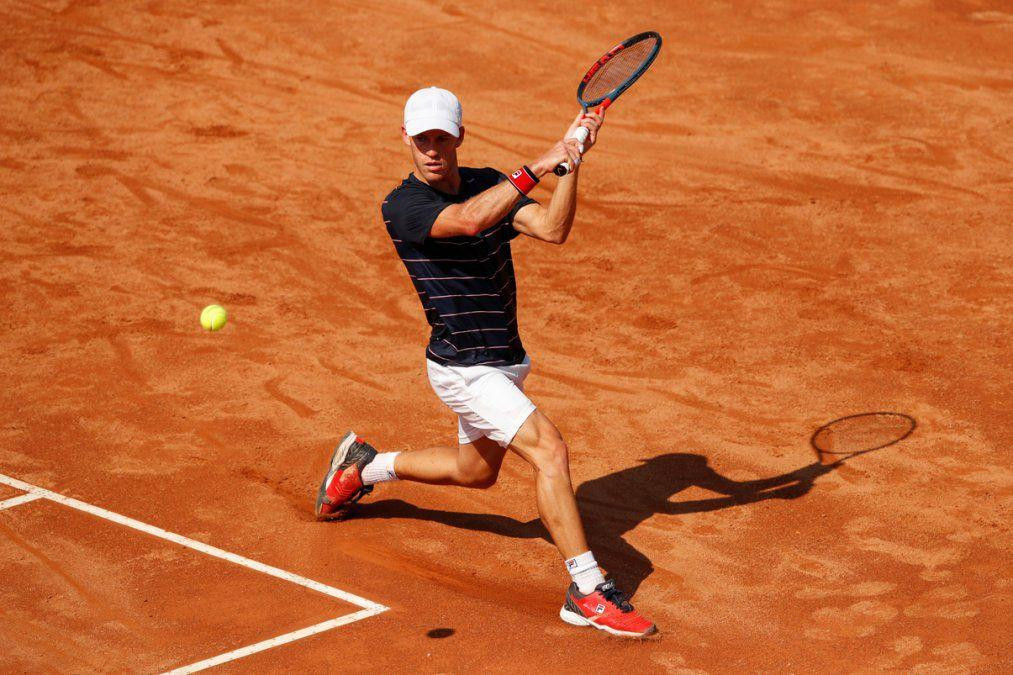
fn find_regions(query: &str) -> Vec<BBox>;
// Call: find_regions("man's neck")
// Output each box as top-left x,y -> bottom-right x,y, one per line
421,168 -> 461,195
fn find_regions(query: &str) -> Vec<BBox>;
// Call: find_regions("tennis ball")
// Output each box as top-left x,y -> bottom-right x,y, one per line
200,304 -> 228,331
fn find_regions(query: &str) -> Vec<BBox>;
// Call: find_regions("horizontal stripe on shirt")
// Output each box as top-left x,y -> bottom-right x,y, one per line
383,167 -> 537,367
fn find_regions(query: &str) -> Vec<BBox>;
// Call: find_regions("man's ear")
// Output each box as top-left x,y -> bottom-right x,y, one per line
456,126 -> 465,148
401,125 -> 411,146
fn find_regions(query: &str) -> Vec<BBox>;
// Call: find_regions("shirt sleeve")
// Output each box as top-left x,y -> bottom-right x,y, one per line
383,184 -> 451,245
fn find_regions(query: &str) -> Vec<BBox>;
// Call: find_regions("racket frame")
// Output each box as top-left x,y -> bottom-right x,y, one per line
576,30 -> 662,109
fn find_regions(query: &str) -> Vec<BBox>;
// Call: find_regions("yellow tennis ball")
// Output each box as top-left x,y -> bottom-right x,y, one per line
200,304 -> 228,331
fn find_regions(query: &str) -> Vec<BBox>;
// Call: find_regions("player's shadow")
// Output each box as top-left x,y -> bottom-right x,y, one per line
353,453 -> 838,594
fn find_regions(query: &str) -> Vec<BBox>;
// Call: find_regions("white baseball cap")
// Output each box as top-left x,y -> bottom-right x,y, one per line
403,87 -> 462,137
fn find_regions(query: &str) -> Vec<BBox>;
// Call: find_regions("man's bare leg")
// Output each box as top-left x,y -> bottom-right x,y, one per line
316,415 -> 656,634
394,436 -> 507,488
500,410 -> 658,635
389,410 -> 587,557
506,409 -> 589,559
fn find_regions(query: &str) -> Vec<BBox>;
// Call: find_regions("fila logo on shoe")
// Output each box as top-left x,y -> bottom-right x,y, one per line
596,603 -> 606,614
566,559 -> 578,570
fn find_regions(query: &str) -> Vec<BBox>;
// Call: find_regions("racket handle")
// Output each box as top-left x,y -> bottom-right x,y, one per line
553,126 -> 590,176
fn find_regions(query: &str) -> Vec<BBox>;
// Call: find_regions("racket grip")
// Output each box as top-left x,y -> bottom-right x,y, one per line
553,126 -> 590,176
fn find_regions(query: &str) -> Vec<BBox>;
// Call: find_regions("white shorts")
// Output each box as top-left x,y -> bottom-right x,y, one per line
426,356 -> 536,447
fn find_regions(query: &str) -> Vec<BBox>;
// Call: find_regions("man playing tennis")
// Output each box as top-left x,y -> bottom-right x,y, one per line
315,87 -> 656,637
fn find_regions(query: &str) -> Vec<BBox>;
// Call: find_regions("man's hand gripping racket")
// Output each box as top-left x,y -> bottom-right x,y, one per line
554,31 -> 663,176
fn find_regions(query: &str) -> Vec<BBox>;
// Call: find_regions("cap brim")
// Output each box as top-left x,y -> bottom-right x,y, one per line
404,116 -> 460,137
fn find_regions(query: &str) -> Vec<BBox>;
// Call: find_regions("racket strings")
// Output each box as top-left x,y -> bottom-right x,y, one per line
582,37 -> 659,103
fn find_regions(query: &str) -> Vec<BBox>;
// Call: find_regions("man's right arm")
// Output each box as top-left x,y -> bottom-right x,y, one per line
429,180 -> 524,238
430,135 -> 585,239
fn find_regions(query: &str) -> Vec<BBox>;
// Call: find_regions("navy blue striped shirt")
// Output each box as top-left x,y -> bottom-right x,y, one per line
382,167 -> 537,366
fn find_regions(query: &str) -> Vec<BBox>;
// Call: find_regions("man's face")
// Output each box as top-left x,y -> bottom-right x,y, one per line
402,127 -> 463,183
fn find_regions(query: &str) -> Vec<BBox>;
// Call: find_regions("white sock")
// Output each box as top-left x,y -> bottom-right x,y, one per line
565,550 -> 605,594
361,452 -> 400,485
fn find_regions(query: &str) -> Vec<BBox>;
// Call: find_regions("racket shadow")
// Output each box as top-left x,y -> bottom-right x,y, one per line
351,453 -> 839,595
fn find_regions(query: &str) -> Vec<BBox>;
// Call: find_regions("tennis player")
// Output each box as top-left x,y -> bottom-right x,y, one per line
316,87 -> 656,637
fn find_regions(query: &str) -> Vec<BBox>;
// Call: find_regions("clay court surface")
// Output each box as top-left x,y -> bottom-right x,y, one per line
2,0 -> 1011,671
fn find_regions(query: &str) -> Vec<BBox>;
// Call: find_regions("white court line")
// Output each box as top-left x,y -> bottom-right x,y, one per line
0,472 -> 384,608
0,472 -> 388,671
164,607 -> 382,674
0,492 -> 43,510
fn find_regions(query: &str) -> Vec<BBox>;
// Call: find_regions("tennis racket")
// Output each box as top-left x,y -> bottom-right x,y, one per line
554,30 -> 663,176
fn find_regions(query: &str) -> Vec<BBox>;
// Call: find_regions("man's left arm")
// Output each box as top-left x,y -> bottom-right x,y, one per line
512,109 -> 605,245
512,172 -> 578,245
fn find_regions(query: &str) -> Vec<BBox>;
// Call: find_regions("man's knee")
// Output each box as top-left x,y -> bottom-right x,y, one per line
531,435 -> 569,480
468,471 -> 499,489
512,411 -> 571,479
457,457 -> 501,489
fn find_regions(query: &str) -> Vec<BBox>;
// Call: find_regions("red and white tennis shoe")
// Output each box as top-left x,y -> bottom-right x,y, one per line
315,431 -> 377,520
560,579 -> 658,637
